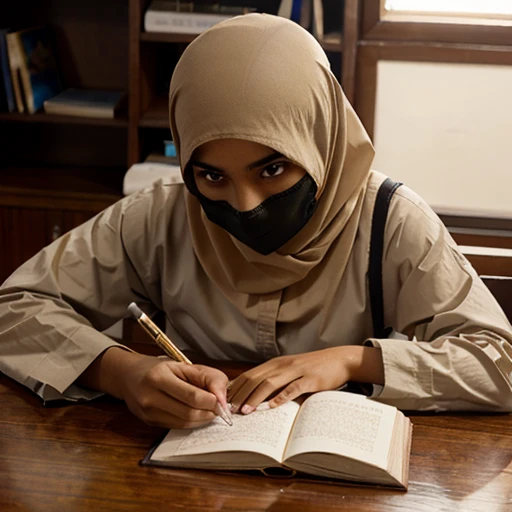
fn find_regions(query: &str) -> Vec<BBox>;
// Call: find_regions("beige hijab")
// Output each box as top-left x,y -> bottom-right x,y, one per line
169,14 -> 375,322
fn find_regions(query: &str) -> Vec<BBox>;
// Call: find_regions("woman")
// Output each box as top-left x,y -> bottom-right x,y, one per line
1,14 -> 511,428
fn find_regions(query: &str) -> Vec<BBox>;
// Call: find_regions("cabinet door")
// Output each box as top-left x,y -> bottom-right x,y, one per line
0,206 -> 49,284
46,209 -> 93,244
0,206 -> 98,285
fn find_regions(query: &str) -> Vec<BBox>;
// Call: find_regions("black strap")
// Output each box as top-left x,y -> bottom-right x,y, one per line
369,178 -> 402,338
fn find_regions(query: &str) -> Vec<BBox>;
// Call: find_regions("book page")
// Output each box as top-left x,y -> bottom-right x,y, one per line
283,391 -> 397,467
151,400 -> 300,463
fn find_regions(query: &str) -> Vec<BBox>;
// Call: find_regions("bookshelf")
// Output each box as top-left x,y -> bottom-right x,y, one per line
0,0 -> 361,283
128,0 -> 358,165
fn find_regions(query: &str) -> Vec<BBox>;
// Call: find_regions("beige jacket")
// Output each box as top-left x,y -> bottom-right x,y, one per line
1,171 -> 512,411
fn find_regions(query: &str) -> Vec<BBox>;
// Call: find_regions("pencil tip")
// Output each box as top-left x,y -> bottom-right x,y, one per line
215,403 -> 234,426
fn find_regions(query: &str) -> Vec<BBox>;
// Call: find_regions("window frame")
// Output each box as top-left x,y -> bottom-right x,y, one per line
382,1 -> 512,20
362,0 -> 512,45
355,41 -> 512,233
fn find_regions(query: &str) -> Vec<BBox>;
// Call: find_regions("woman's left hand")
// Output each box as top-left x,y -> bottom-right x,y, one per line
227,346 -> 383,414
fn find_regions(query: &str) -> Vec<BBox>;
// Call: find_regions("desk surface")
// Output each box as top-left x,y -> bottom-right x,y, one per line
1,372 -> 512,512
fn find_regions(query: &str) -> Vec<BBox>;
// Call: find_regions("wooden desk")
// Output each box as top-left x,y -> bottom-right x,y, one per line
1,373 -> 512,512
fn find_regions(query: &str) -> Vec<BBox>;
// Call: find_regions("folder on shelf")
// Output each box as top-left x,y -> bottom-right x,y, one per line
43,88 -> 126,119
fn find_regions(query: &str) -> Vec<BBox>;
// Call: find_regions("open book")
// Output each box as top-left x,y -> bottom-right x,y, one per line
142,391 -> 413,489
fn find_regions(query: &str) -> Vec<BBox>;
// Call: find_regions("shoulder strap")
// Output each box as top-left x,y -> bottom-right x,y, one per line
369,178 -> 402,338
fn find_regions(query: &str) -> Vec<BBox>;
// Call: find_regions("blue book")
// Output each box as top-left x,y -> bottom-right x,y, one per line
290,0 -> 302,23
0,29 -> 15,112
7,27 -> 62,113
43,88 -> 126,118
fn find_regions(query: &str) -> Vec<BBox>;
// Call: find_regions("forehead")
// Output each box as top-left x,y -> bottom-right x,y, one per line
192,138 -> 275,164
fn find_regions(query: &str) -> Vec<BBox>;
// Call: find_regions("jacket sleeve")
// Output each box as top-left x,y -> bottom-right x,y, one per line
0,188 -> 162,402
368,186 -> 512,412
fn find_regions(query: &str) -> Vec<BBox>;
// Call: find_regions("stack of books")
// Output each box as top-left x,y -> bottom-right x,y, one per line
123,141 -> 182,195
144,0 -> 257,34
143,0 -> 327,40
123,159 -> 183,196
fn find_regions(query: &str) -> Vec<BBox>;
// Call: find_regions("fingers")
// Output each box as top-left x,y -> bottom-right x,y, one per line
123,349 -> 349,427
231,375 -> 305,413
172,363 -> 230,410
226,350 -> 350,414
130,387 -> 216,428
268,379 -> 308,408
228,358 -> 302,413
124,357 -> 230,429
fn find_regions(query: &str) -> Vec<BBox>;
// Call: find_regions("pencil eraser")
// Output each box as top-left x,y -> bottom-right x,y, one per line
127,302 -> 143,319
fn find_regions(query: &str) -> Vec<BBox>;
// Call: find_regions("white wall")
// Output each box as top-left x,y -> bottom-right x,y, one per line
372,60 -> 512,218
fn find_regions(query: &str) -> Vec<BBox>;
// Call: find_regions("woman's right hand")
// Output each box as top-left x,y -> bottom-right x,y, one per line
78,347 -> 230,428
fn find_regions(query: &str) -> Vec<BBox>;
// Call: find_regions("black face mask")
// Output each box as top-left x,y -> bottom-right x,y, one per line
185,172 -> 318,255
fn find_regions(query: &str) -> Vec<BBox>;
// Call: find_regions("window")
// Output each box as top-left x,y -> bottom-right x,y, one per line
382,1 -> 512,24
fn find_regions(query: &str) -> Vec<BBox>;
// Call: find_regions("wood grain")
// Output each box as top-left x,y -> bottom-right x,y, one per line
1,370 -> 511,512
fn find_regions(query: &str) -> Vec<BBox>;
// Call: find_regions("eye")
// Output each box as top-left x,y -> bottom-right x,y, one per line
261,163 -> 285,178
197,170 -> 224,183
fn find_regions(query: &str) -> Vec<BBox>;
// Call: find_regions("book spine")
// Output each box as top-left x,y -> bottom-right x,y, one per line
144,10 -> 234,34
277,0 -> 293,19
14,32 -> 36,114
290,0 -> 302,23
312,0 -> 324,39
5,32 -> 25,113
0,30 -> 16,112
300,0 -> 312,29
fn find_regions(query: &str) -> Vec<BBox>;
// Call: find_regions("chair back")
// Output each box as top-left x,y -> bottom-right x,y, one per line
481,276 -> 512,324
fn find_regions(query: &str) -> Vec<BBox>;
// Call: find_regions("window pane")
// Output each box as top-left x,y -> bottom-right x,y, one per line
373,61 -> 512,220
385,1 -> 512,16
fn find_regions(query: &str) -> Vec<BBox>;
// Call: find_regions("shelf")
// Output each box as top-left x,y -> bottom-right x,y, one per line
0,165 -> 125,211
139,97 -> 171,129
0,111 -> 129,128
319,32 -> 344,52
140,30 -> 343,52
140,32 -> 197,44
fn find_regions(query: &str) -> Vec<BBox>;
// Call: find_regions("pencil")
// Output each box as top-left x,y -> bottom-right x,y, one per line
127,302 -> 233,426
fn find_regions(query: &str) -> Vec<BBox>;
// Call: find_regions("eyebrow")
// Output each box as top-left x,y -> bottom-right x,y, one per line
190,151 -> 283,173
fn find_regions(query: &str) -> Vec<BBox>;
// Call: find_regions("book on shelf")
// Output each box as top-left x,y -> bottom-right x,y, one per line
43,88 -> 126,119
300,0 -> 312,30
277,0 -> 319,36
142,390 -> 413,489
144,0 -> 257,35
6,26 -> 62,114
164,139 -> 177,158
312,0 -> 323,39
0,29 -> 16,112
277,0 -> 310,27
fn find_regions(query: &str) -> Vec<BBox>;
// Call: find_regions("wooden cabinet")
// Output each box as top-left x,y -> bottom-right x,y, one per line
0,206 -> 48,284
0,170 -> 122,284
0,206 -> 94,284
